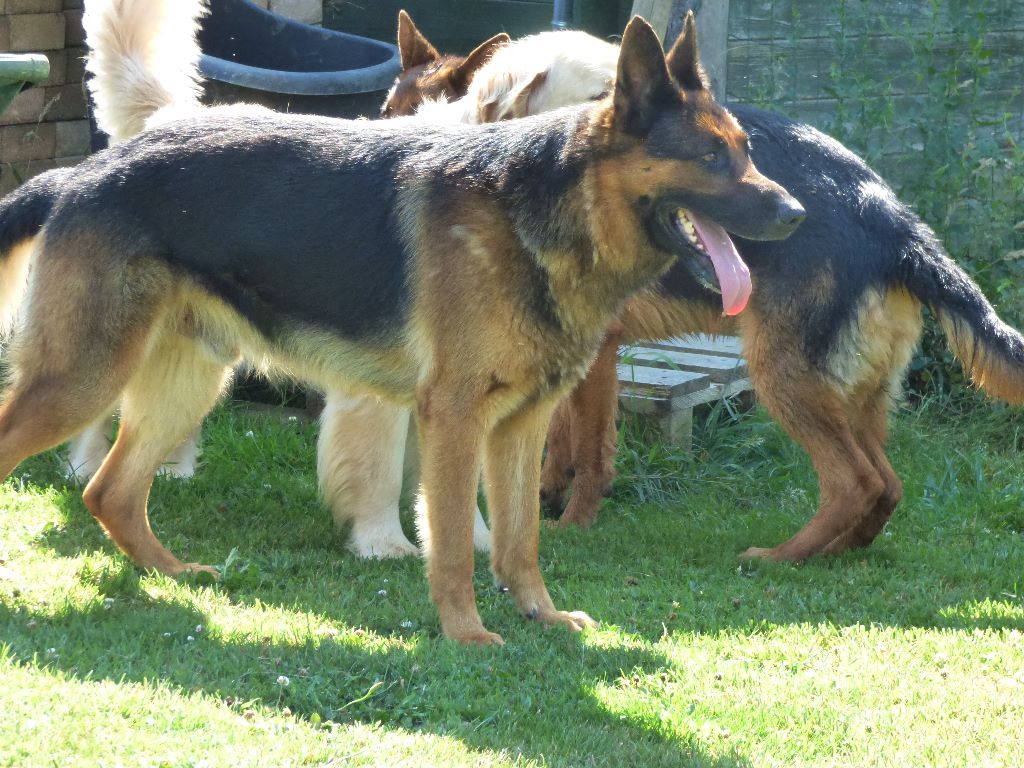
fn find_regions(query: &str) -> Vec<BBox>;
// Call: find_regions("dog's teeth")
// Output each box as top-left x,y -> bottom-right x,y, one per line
675,209 -> 707,252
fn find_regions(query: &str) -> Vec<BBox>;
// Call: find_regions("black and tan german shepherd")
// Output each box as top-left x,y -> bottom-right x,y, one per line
0,17 -> 802,643
388,17 -> 1024,563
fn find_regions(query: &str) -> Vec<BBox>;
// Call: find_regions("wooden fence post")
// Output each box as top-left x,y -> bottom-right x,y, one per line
630,0 -> 729,101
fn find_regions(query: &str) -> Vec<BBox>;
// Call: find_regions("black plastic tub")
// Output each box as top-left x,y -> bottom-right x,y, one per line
197,0 -> 401,119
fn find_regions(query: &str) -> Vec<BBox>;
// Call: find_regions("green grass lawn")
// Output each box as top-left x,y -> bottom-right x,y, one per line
1,398 -> 1022,767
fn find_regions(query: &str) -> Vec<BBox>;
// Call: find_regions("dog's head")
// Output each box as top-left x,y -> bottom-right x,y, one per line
591,14 -> 804,314
382,11 -> 509,118
384,23 -> 617,123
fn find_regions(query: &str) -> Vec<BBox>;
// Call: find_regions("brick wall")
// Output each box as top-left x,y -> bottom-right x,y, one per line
0,0 -> 89,195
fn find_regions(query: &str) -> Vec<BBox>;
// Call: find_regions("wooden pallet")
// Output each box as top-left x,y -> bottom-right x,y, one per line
618,334 -> 752,448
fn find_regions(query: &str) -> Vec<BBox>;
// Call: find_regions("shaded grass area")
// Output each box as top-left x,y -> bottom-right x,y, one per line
1,400 -> 1022,766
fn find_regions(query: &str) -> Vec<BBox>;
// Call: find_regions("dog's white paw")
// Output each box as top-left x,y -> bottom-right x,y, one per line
157,434 -> 200,479
156,460 -> 196,479
348,518 -> 419,559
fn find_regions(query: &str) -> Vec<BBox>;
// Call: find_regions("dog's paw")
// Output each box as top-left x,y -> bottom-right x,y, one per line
539,485 -> 567,518
526,606 -> 598,633
740,546 -> 778,561
449,629 -> 505,646
557,496 -> 599,528
156,461 -> 196,480
181,563 -> 221,580
348,527 -> 419,559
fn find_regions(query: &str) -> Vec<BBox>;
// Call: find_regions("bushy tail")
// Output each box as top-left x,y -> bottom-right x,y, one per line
83,0 -> 208,142
0,169 -> 69,335
898,219 -> 1024,403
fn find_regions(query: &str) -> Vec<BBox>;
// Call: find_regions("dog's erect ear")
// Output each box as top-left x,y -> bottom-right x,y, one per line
479,69 -> 546,122
614,16 -> 677,134
451,32 -> 511,90
507,70 -> 546,119
397,10 -> 440,71
665,11 -> 708,91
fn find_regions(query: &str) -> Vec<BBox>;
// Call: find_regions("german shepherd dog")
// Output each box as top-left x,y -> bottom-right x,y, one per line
75,1 -> 507,558
322,15 -> 622,558
383,20 -> 1024,562
0,17 -> 803,642
69,1 -> 513,491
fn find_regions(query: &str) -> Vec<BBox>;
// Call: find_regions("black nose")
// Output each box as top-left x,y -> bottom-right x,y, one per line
776,197 -> 806,228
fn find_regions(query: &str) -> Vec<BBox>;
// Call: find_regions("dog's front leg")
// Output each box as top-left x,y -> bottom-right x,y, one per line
318,390 -> 419,559
416,386 -> 501,645
486,401 -> 598,634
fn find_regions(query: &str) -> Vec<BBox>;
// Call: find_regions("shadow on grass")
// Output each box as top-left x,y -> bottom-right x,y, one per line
0,579 -> 748,767
19,435 -> 1024,644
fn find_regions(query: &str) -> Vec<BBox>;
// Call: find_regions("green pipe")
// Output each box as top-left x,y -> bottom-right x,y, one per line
0,54 -> 51,115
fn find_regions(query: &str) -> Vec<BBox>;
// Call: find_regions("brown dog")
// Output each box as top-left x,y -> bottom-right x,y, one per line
382,10 -> 509,118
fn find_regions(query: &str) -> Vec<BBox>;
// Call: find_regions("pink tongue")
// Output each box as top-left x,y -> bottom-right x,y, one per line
688,211 -> 752,316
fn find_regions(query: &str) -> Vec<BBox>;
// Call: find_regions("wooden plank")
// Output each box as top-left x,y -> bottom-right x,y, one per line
622,346 -> 748,382
617,363 -> 711,398
695,0 -> 729,100
630,0 -> 730,101
646,333 -> 744,358
619,376 -> 753,412
619,376 -> 753,448
629,0 -> 672,39
670,376 -> 751,408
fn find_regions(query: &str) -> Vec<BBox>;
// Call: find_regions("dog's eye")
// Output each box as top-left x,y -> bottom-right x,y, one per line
701,151 -> 719,165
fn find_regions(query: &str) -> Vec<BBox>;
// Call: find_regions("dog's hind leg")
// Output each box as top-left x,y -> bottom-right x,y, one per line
539,397 -> 573,516
740,319 -> 885,561
0,379 -> 126,485
558,328 -> 622,528
82,329 -> 233,576
485,401 -> 598,633
742,394 -> 885,561
318,391 -> 420,559
0,252 -> 165,484
541,326 -> 622,525
67,415 -> 201,483
823,393 -> 902,554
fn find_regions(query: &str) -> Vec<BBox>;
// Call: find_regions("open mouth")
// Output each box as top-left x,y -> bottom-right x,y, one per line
671,208 -> 752,317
